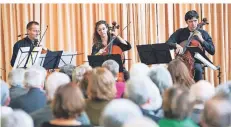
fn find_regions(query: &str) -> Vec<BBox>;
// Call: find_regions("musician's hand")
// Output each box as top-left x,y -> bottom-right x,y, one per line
98,49 -> 106,54
175,44 -> 183,54
38,44 -> 48,50
194,30 -> 205,42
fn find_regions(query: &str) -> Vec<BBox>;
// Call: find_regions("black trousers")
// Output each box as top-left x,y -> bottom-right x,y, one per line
194,63 -> 203,82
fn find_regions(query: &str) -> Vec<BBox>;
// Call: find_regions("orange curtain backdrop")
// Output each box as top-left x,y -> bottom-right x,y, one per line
0,3 -> 230,85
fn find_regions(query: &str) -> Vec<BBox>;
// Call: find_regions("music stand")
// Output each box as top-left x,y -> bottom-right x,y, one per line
187,46 -> 212,64
136,43 -> 172,65
42,50 -> 63,70
88,54 -> 123,72
13,47 -> 42,69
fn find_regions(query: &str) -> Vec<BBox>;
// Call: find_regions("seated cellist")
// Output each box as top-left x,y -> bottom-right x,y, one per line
166,10 -> 215,82
91,20 -> 131,81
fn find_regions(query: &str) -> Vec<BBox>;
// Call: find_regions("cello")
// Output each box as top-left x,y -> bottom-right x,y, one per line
176,18 -> 209,78
95,21 -> 130,81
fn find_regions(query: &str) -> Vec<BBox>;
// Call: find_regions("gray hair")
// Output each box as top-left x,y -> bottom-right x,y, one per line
1,110 -> 34,127
202,94 -> 231,127
216,81 -> 231,95
126,75 -> 162,110
59,64 -> 76,80
129,63 -> 150,77
8,68 -> 26,87
102,59 -> 119,77
72,64 -> 92,83
123,117 -> 158,127
101,99 -> 143,127
1,80 -> 9,106
189,80 -> 215,103
148,65 -> 173,95
24,66 -> 46,88
45,72 -> 70,100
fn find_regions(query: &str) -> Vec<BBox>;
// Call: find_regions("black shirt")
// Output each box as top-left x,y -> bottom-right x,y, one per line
10,36 -> 35,67
91,37 -> 131,55
166,27 -> 215,55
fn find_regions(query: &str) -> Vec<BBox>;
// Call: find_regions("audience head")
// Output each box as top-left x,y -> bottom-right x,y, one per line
149,65 -> 173,95
126,75 -> 162,110
24,66 -> 46,89
129,63 -> 150,77
52,82 -> 85,119
101,99 -> 143,127
87,67 -> 116,100
1,110 -> 34,127
1,80 -> 10,106
8,68 -> 26,87
59,64 -> 76,81
201,93 -> 231,127
102,59 -> 119,78
167,59 -> 194,89
163,86 -> 192,120
45,72 -> 70,101
216,81 -> 231,96
123,117 -> 159,127
72,64 -> 92,84
189,80 -> 215,103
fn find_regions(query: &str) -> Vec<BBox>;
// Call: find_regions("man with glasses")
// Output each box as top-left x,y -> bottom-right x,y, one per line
11,21 -> 43,67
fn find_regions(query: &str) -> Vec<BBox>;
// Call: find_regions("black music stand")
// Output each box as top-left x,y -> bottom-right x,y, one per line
42,50 -> 63,70
136,43 -> 172,65
88,54 -> 123,72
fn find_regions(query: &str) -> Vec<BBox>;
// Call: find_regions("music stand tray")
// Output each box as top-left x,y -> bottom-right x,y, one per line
42,50 -> 63,70
13,47 -> 42,69
88,54 -> 123,72
136,43 -> 172,65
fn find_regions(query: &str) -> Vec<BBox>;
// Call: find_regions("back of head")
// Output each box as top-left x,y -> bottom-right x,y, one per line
130,63 -> 150,77
102,59 -> 119,78
1,110 -> 33,127
72,64 -> 92,84
8,68 -> 26,87
126,75 -> 162,110
24,67 -> 45,88
189,80 -> 215,103
28,65 -> 47,82
59,64 -> 76,81
163,86 -> 191,120
216,81 -> 231,95
123,117 -> 159,127
202,94 -> 231,127
1,80 -> 10,106
88,67 -> 116,100
52,82 -> 85,119
45,72 -> 70,101
167,59 -> 194,89
101,99 -> 143,127
149,65 -> 173,95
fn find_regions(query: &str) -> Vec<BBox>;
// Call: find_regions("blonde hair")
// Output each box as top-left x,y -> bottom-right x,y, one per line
88,67 -> 116,100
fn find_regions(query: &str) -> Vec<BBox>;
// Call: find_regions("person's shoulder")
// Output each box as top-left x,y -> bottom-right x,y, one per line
13,37 -> 27,46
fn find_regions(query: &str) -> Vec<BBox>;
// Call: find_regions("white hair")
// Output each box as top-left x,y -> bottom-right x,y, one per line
24,67 -> 45,88
28,65 -> 47,82
72,64 -> 92,83
102,59 -> 119,77
1,80 -> 9,106
216,81 -> 231,95
148,65 -> 172,95
1,110 -> 34,127
8,68 -> 26,87
126,75 -> 162,110
129,63 -> 150,77
46,72 -> 70,100
189,80 -> 215,103
101,99 -> 143,127
123,117 -> 158,127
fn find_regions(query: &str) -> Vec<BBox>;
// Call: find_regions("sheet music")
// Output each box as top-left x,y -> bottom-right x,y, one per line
194,52 -> 218,70
58,51 -> 77,67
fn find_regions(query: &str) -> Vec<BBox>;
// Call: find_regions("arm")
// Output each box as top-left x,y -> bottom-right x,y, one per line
114,37 -> 131,51
91,44 -> 99,55
201,31 -> 215,55
165,29 -> 182,49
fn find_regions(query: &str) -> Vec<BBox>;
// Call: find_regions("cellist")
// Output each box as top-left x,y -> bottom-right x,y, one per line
166,10 -> 215,82
91,20 -> 131,81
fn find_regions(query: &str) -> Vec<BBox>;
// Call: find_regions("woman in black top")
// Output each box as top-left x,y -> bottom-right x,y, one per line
91,20 -> 131,55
